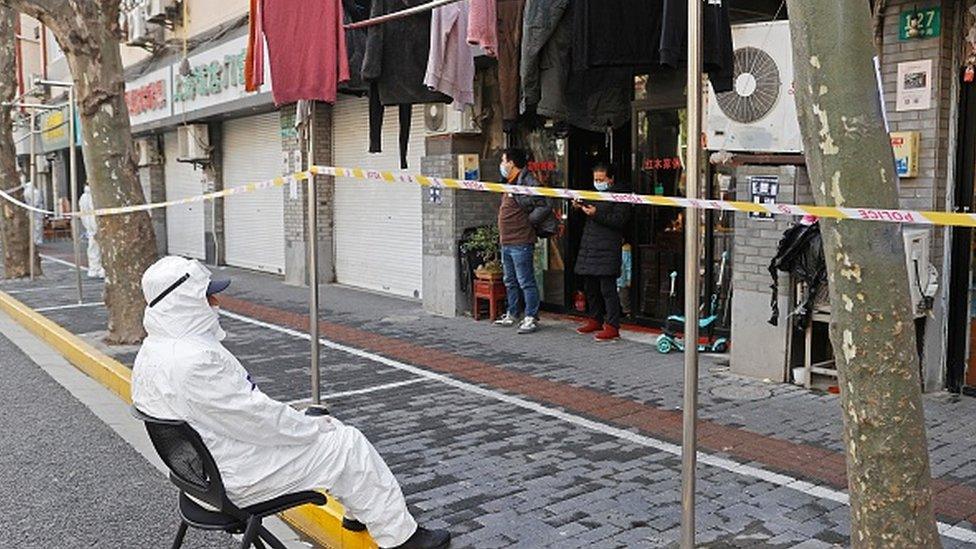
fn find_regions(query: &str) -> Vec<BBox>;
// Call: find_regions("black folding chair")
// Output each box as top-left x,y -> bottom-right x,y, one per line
132,407 -> 327,549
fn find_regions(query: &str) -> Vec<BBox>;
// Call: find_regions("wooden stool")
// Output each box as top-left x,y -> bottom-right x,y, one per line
473,279 -> 507,321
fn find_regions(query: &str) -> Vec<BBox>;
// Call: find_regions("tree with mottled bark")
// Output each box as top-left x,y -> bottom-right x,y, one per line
787,2 -> 940,547
0,8 -> 39,278
0,0 -> 156,342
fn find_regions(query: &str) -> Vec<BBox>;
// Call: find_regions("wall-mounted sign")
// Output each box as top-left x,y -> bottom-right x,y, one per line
896,59 -> 933,112
890,131 -> 920,178
899,7 -> 941,40
39,106 -> 81,153
749,175 -> 779,220
125,66 -> 172,127
172,35 -> 271,117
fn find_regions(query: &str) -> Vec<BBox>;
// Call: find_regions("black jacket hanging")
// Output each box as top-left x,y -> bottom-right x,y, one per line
767,222 -> 827,330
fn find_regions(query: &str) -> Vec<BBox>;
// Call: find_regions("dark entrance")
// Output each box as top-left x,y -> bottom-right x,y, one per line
948,68 -> 976,394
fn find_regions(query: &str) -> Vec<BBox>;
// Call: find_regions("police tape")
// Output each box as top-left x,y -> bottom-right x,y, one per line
0,171 -> 314,218
314,165 -> 976,228
3,164 -> 975,228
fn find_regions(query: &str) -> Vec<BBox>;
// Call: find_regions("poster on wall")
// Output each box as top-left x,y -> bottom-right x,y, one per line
749,175 -> 779,220
896,59 -> 933,111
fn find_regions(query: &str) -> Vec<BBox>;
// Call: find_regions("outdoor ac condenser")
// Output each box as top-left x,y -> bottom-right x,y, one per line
146,0 -> 176,24
177,124 -> 210,162
424,104 -> 480,136
705,21 -> 802,153
135,137 -> 160,167
126,7 -> 151,47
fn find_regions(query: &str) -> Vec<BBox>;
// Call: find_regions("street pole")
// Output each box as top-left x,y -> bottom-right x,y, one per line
306,103 -> 324,414
68,88 -> 83,304
28,111 -> 36,281
680,0 -> 703,546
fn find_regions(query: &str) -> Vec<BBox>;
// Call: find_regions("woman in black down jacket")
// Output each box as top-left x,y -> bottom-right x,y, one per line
574,162 -> 632,341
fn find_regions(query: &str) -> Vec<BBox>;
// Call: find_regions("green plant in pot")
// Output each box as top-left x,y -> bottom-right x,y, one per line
463,226 -> 502,280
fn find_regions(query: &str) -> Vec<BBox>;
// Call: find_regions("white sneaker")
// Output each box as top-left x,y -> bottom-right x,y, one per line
494,313 -> 517,327
518,316 -> 539,334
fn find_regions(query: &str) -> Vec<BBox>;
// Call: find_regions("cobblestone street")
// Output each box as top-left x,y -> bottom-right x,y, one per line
7,248 -> 974,547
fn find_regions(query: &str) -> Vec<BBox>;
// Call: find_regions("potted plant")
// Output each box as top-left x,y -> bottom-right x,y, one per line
462,226 -> 503,281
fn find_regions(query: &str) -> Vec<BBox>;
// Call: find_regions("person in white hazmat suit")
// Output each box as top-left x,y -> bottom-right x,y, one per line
131,256 -> 450,549
78,185 -> 104,278
22,178 -> 44,245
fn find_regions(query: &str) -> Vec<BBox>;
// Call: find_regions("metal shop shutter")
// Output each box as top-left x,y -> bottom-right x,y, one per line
163,131 -> 205,259
222,111 -> 285,274
332,96 -> 424,298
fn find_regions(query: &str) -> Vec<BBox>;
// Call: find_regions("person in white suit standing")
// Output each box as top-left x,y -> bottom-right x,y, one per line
131,256 -> 449,549
78,185 -> 104,278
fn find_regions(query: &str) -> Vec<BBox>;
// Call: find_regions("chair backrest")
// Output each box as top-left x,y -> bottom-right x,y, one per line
131,407 -> 242,517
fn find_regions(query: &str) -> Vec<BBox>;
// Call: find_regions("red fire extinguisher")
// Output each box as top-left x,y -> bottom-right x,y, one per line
574,290 -> 587,312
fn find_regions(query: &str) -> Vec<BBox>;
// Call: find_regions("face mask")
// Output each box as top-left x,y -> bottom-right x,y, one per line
500,163 -> 511,179
594,181 -> 610,192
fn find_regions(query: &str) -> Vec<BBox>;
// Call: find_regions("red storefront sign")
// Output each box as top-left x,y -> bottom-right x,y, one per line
126,80 -> 167,116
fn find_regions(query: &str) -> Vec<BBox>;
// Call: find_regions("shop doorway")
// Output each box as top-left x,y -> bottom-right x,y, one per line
948,69 -> 976,394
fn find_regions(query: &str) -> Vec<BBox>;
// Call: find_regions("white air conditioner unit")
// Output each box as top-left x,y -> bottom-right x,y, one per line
147,0 -> 175,24
34,154 -> 49,173
177,124 -> 210,162
424,103 -> 480,136
705,21 -> 802,153
135,137 -> 160,167
126,7 -> 153,47
903,228 -> 938,318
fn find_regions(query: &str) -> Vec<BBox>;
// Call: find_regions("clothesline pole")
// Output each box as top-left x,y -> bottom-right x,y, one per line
680,0 -> 704,546
28,111 -> 36,281
307,103 -> 324,411
68,86 -> 84,305
344,0 -> 463,30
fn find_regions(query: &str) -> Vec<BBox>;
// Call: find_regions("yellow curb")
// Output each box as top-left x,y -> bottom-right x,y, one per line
0,289 -> 376,549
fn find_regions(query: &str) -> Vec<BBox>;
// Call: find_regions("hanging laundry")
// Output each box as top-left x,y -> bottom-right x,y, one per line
570,0 -> 734,93
496,0 -> 525,128
363,0 -> 450,169
659,0 -> 735,93
521,0 -> 631,132
245,0 -> 350,104
339,0 -> 372,96
467,0 -> 497,56
425,0 -> 476,109
520,0 -> 569,114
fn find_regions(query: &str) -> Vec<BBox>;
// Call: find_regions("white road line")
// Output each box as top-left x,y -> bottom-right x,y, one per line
287,378 -> 428,406
35,302 -> 104,312
4,284 -> 81,295
217,309 -> 976,543
39,254 -> 80,269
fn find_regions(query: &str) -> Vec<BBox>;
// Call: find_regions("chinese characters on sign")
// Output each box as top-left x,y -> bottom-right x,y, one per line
125,80 -> 167,116
641,157 -> 683,171
749,175 -> 779,220
899,7 -> 941,40
173,50 -> 247,104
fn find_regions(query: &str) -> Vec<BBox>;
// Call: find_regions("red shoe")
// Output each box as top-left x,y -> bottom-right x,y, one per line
594,324 -> 620,341
576,318 -> 602,334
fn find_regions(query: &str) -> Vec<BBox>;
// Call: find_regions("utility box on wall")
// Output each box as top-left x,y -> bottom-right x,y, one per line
890,130 -> 920,178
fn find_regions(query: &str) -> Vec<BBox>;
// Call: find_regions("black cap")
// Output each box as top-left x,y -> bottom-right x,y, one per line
206,278 -> 231,296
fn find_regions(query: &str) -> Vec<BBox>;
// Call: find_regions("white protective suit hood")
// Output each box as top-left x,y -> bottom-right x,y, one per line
142,256 -> 225,341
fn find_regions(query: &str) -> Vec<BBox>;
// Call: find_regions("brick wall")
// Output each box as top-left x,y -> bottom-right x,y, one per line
731,165 -> 806,295
421,135 -> 499,316
880,0 -> 956,266
281,102 -> 335,285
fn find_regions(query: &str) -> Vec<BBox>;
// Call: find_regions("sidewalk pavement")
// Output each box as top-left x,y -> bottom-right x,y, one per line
12,244 -> 976,547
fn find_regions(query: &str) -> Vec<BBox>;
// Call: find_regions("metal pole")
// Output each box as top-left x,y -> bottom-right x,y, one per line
306,103 -> 323,412
680,0 -> 703,546
68,88 -> 83,304
28,111 -> 36,281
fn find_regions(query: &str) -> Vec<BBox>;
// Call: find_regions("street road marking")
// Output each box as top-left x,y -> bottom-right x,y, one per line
287,378 -> 428,406
34,302 -> 104,312
217,309 -> 976,543
39,254 -> 81,269
5,284 -> 82,295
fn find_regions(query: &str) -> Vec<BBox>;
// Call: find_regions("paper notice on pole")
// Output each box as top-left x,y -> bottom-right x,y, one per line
896,59 -> 933,112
